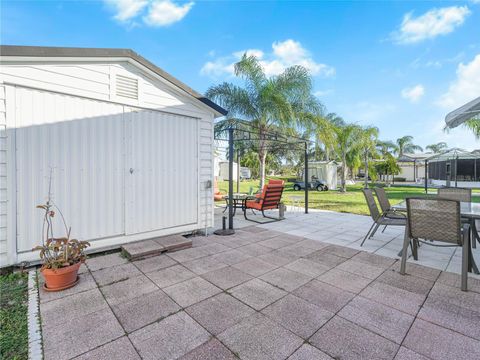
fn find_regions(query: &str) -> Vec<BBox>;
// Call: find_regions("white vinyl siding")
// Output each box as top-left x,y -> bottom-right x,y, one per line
0,59 -> 215,266
0,85 -> 7,266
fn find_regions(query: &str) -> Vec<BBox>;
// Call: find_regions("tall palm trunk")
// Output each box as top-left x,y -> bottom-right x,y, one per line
364,153 -> 369,189
258,149 -> 267,189
341,154 -> 347,192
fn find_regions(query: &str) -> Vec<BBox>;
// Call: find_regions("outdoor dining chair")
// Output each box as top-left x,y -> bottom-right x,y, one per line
438,187 -> 472,202
361,189 -> 406,246
374,187 -> 406,233
400,197 -> 471,291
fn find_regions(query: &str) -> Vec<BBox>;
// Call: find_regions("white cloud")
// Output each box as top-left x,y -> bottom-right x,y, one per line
201,39 -> 334,79
104,0 -> 148,21
438,54 -> 480,108
103,0 -> 193,26
393,6 -> 470,44
143,0 -> 194,27
401,84 -> 425,103
314,89 -> 333,97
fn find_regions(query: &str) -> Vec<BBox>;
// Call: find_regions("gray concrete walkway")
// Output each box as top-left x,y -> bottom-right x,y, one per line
38,213 -> 480,359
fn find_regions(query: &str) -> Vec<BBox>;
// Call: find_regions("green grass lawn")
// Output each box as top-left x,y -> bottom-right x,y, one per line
218,177 -> 479,216
0,272 -> 29,360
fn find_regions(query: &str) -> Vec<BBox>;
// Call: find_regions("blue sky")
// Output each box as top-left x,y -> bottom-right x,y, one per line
2,0 -> 479,150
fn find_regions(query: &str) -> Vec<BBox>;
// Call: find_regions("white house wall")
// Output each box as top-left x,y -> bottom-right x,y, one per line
0,59 -> 215,266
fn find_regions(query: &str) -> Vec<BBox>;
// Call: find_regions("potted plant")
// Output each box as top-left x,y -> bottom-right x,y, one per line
33,197 -> 90,292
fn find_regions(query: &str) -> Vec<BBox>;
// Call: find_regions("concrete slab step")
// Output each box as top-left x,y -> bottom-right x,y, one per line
121,235 -> 192,260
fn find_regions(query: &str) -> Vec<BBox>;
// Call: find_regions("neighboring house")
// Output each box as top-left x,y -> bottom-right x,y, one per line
0,45 -> 226,267
397,153 -> 431,182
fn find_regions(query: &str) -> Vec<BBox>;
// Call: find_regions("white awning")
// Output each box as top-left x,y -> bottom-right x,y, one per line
445,96 -> 480,128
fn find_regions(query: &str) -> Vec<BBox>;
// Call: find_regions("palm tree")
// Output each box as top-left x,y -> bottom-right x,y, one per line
206,54 -> 320,188
463,119 -> 480,139
425,142 -> 448,153
334,124 -> 362,192
377,140 -> 398,157
358,126 -> 379,188
395,136 -> 423,156
314,114 -> 338,161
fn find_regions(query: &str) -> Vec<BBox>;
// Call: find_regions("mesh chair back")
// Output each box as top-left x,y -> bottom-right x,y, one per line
438,187 -> 472,202
406,197 -> 461,244
362,189 -> 381,221
374,188 -> 391,213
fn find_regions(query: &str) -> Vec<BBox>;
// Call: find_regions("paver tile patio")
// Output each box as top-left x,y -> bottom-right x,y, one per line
86,252 -> 128,272
229,278 -> 287,310
317,268 -> 372,293
38,210 -> 480,360
359,281 -> 426,315
261,294 -> 334,339
146,264 -> 196,288
283,258 -> 330,277
100,275 -> 157,306
259,267 -> 311,292
43,308 -> 124,360
201,266 -> 253,290
403,318 -> 480,360
218,313 -> 303,360
163,276 -> 222,307
338,296 -> 415,344
310,316 -> 399,360
128,311 -> 210,360
186,293 -> 255,335
111,289 -> 180,332
232,257 -> 278,277
74,336 -> 141,360
91,263 -> 142,287
293,279 -> 354,313
132,254 -> 177,273
180,338 -> 237,360
287,344 -> 333,360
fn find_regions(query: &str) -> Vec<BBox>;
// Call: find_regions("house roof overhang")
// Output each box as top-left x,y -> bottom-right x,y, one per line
445,96 -> 480,128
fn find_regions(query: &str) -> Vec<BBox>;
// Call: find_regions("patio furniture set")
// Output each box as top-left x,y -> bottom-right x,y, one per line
216,179 -> 286,223
362,187 -> 479,291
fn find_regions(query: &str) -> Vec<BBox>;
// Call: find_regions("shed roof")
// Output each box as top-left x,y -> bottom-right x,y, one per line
0,45 -> 228,116
426,148 -> 479,161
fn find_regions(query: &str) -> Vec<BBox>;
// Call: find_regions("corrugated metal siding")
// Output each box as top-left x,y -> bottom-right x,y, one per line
0,85 -> 7,265
15,88 -> 125,252
125,109 -> 198,234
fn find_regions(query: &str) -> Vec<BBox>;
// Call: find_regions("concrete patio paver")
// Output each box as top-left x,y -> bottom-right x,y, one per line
261,294 -> 334,339
403,318 -> 480,360
232,257 -> 278,277
128,311 -> 210,360
229,278 -> 287,310
200,266 -> 253,290
74,336 -> 141,360
132,254 -> 177,273
284,258 -> 331,277
310,316 -> 399,360
186,293 -> 255,335
101,275 -> 157,306
111,289 -> 180,332
179,338 -> 237,360
218,313 -> 303,360
163,276 -> 222,307
317,268 -> 372,293
338,296 -> 415,344
393,346 -> 430,360
91,263 -> 142,287
146,264 -> 195,288
287,344 -> 333,360
293,279 -> 354,313
259,267 -> 311,292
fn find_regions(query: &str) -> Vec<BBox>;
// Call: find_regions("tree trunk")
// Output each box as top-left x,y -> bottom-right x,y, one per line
258,148 -> 267,190
341,154 -> 347,192
364,153 -> 369,189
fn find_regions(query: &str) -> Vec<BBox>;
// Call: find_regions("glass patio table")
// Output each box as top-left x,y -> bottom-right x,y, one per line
393,200 -> 480,274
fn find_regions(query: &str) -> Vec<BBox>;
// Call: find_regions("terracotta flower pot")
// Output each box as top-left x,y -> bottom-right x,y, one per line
41,262 -> 81,291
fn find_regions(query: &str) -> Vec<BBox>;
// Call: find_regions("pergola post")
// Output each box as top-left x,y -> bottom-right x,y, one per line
304,142 -> 309,214
455,156 -> 458,188
228,127 -> 234,229
424,159 -> 428,194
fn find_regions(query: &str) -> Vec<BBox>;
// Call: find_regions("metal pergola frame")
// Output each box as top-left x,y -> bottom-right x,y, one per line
213,120 -> 312,235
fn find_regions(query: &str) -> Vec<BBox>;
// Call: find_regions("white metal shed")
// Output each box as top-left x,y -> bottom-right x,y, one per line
0,45 -> 226,267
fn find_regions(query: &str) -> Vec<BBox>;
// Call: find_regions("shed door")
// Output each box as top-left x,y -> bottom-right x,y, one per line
125,108 -> 198,235
14,88 -> 125,252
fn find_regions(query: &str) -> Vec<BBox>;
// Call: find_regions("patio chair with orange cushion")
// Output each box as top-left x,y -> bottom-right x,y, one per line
213,178 -> 226,202
244,181 -> 285,223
